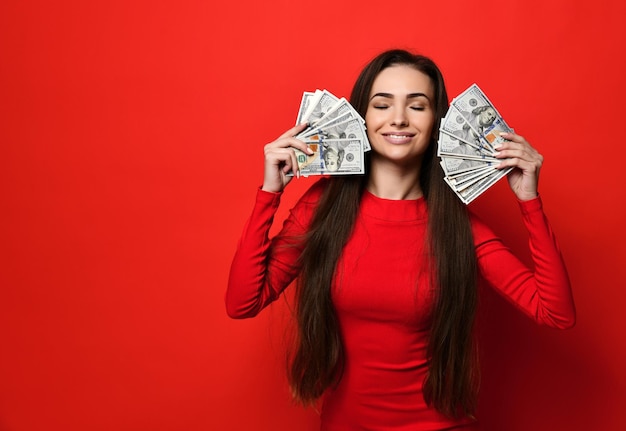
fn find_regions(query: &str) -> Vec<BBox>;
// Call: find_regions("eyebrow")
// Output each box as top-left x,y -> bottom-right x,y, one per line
370,92 -> 431,101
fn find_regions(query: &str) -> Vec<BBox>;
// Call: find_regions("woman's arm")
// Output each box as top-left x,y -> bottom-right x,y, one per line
226,123 -> 313,318
225,189 -> 307,318
226,124 -> 320,318
476,132 -> 575,327
473,197 -> 575,329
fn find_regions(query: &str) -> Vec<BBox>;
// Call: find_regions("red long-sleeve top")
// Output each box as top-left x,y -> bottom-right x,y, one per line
226,179 -> 575,430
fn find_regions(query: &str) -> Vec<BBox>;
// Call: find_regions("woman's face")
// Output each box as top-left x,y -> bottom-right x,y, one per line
365,65 -> 435,167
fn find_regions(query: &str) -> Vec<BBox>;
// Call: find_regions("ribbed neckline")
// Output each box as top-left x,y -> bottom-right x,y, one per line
361,189 -> 428,222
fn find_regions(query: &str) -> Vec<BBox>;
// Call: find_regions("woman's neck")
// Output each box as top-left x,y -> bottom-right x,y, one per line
366,160 -> 423,200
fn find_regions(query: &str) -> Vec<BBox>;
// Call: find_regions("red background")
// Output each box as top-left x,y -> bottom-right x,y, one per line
1,1 -> 625,430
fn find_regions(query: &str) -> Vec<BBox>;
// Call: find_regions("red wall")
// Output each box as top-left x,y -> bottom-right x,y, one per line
1,1 -> 625,430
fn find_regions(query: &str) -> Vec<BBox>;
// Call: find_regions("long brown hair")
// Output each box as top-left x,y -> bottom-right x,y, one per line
288,49 -> 479,418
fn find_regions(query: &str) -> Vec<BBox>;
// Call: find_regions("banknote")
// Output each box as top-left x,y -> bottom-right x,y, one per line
445,167 -> 511,204
451,83 -> 513,150
299,117 -> 367,144
314,98 -> 364,127
299,90 -> 340,126
440,158 -> 497,181
440,106 -> 496,155
290,89 -> 370,176
295,91 -> 316,125
447,165 -> 499,190
297,91 -> 371,152
437,130 -> 498,162
438,84 -> 514,204
294,139 -> 365,176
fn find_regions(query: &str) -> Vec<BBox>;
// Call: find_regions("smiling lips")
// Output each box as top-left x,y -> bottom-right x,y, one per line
382,132 -> 416,145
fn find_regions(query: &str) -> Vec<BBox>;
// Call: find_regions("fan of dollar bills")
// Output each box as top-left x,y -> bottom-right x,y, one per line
438,84 -> 514,204
293,89 -> 371,176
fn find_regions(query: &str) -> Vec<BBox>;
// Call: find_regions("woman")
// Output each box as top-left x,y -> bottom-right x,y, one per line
226,49 -> 575,430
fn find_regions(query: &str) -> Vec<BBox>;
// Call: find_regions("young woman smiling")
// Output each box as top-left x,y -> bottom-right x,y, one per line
226,49 -> 575,430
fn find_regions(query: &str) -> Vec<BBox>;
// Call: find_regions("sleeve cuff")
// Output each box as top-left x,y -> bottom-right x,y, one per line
256,187 -> 283,207
517,194 -> 543,216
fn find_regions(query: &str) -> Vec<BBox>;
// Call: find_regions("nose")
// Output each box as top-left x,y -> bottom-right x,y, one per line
390,107 -> 409,127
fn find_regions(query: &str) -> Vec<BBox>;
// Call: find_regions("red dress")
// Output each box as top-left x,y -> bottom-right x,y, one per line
226,179 -> 575,430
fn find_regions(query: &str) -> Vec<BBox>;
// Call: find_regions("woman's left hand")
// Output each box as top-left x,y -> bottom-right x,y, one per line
494,132 -> 544,201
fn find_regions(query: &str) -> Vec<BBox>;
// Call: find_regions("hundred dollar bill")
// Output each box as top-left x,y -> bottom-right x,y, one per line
300,109 -> 354,138
437,130 -> 498,161
294,89 -> 371,166
299,109 -> 370,152
451,84 -> 513,150
447,165 -> 499,190
440,106 -> 496,155
293,139 -> 364,176
300,90 -> 340,126
447,166 -> 513,204
299,117 -> 369,151
315,98 -> 365,126
311,110 -> 354,131
295,91 -> 316,125
437,83 -> 519,204
441,157 -> 496,177
440,150 -> 497,175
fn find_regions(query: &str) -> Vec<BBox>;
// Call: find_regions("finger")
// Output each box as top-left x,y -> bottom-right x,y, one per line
264,151 -> 293,181
293,139 -> 315,156
266,147 -> 296,164
495,155 -> 542,175
495,146 -> 543,163
285,149 -> 300,178
495,134 -> 540,156
266,140 -> 313,164
266,137 -> 314,156
270,147 -> 295,170
496,157 -> 536,171
496,148 -> 543,171
294,145 -> 304,177
277,122 -> 309,140
499,132 -> 526,144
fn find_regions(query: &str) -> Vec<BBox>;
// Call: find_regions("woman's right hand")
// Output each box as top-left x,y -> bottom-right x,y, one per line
262,123 -> 313,193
